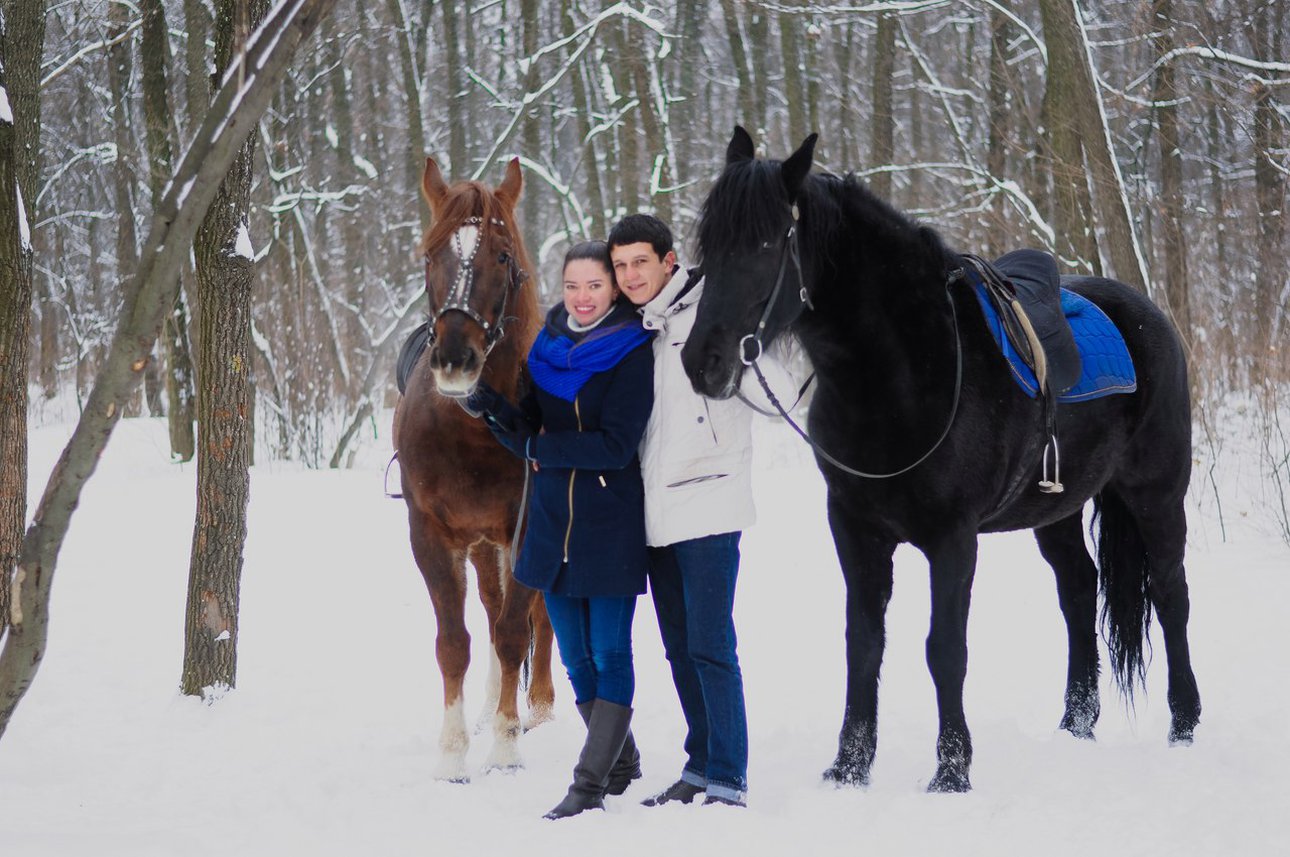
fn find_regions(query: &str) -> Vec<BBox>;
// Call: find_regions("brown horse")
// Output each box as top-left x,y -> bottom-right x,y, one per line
392,157 -> 554,781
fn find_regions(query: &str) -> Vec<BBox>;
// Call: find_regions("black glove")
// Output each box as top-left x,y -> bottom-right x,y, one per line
461,381 -> 503,419
486,416 -> 536,461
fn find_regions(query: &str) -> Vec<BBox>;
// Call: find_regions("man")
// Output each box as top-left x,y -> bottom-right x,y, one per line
609,213 -> 794,808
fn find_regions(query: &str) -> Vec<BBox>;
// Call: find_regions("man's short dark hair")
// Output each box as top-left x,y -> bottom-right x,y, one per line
607,213 -> 674,261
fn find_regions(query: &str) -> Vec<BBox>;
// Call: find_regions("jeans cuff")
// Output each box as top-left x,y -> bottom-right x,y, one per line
681,768 -> 708,788
705,781 -> 747,803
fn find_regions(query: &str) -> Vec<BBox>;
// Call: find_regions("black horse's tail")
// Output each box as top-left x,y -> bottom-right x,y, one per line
1093,489 -> 1153,701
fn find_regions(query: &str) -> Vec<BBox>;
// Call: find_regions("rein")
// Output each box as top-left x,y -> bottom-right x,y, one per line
739,206 -> 966,480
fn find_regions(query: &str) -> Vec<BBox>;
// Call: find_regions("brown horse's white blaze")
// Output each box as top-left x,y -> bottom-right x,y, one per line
395,157 -> 554,782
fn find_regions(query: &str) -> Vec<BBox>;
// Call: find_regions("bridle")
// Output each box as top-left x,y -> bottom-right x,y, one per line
736,201 -> 967,480
423,215 -> 527,357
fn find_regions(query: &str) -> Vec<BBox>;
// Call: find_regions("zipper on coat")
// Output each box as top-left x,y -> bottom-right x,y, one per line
563,395 -> 580,562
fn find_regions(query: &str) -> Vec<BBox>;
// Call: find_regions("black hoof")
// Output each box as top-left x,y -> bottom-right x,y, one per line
1169,710 -> 1199,746
1059,715 -> 1096,741
927,766 -> 971,793
822,761 -> 870,788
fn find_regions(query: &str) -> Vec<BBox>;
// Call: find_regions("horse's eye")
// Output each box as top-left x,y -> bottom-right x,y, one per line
498,252 -> 510,265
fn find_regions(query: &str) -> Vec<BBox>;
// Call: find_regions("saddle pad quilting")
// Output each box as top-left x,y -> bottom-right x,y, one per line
972,285 -> 1137,403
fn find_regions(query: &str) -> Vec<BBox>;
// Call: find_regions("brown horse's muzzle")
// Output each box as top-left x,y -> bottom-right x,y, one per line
427,313 -> 486,396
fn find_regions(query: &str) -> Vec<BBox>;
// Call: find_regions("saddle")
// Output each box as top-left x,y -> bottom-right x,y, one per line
961,249 -> 1136,495
963,250 -> 1082,396
396,322 -> 432,395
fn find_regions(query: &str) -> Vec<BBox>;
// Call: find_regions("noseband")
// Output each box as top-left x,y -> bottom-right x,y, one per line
423,215 -> 527,356
739,203 -> 810,367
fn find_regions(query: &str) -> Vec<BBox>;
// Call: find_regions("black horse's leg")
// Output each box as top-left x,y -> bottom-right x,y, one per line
923,528 -> 978,793
1122,489 -> 1201,744
1034,514 -> 1101,739
822,494 -> 896,788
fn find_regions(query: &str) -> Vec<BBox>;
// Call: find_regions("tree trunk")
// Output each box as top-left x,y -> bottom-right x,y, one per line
719,0 -> 757,133
780,3 -> 807,147
1039,0 -> 1148,290
565,0 -> 606,238
181,0 -> 270,699
441,0 -> 468,175
521,0 -> 543,256
870,11 -> 896,200
671,0 -> 708,187
387,0 -> 428,231
142,0 -> 196,458
1150,0 -> 1190,345
1252,2 -> 1287,364
605,15 -> 639,216
0,0 -> 45,642
182,0 -> 212,136
1038,0 -> 1099,273
627,26 -> 671,224
986,7 -> 1012,257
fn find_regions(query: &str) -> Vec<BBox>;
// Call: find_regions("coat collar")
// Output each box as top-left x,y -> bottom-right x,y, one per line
641,266 -> 703,330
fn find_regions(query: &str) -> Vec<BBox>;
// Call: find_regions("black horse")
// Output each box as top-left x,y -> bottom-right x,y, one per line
682,127 -> 1200,793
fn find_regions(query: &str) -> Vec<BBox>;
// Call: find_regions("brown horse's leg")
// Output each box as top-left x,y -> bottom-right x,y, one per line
470,540 -> 506,734
486,571 -> 543,770
410,518 -> 472,782
526,593 -> 556,728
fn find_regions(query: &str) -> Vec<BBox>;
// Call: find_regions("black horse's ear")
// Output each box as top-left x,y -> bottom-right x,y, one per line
726,125 -> 755,164
781,133 -> 819,200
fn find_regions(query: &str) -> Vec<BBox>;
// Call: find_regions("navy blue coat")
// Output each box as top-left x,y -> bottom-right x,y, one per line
494,305 -> 654,598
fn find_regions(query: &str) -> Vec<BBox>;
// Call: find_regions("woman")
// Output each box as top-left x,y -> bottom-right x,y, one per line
469,241 -> 653,819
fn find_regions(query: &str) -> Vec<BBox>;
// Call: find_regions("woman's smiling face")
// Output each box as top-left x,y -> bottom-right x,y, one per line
563,258 -> 618,326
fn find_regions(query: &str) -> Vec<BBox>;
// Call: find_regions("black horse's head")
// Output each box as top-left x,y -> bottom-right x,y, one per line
417,157 -> 532,397
683,126 -> 819,399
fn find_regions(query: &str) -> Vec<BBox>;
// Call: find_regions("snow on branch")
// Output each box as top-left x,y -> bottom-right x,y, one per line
758,1 -> 951,14
40,19 -> 142,88
1125,45 -> 1290,92
470,3 -> 668,181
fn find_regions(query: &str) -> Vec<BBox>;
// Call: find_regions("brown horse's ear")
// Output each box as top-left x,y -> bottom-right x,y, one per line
496,157 -> 523,210
727,125 -> 755,164
421,157 -> 449,211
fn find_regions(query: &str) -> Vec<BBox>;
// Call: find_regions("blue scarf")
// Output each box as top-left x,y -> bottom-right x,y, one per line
528,303 -> 651,401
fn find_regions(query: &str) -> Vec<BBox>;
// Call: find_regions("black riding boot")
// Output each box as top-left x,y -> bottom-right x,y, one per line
576,701 -> 642,796
545,700 -> 633,820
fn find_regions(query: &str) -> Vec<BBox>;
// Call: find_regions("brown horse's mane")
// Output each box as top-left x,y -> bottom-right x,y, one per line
417,180 -> 539,339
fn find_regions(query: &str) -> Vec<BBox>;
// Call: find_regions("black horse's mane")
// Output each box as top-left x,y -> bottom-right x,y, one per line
697,157 -> 954,286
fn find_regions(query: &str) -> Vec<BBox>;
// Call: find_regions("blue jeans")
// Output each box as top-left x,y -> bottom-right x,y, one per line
543,592 -> 637,707
648,532 -> 747,801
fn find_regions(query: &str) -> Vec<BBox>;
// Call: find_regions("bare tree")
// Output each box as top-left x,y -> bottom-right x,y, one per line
141,0 -> 197,460
0,0 -> 46,642
181,0 -> 272,699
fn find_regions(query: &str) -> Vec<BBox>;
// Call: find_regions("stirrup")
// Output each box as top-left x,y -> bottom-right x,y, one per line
1038,434 -> 1064,494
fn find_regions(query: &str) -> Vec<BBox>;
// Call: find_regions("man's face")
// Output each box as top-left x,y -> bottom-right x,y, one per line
610,242 -> 677,306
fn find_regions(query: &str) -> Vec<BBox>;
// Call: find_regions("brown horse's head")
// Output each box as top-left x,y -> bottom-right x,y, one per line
416,157 -> 532,397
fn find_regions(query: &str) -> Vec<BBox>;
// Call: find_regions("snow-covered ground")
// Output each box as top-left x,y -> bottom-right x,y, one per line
2,411 -> 1287,856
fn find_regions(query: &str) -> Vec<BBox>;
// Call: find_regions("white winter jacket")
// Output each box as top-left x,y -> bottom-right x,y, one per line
638,266 -> 798,547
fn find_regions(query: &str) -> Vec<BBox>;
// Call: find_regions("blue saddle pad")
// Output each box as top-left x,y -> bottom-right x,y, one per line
972,285 -> 1137,403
